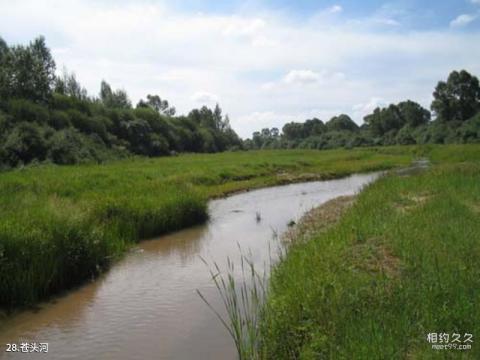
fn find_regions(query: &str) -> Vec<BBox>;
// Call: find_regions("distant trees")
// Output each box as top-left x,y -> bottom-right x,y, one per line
246,70 -> 480,150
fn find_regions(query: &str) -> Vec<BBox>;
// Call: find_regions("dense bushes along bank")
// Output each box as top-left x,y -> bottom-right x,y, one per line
0,148 -> 415,309
0,36 -> 242,169
258,146 -> 480,358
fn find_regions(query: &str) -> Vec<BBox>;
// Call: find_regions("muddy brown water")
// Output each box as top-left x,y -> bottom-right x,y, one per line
0,173 -> 379,360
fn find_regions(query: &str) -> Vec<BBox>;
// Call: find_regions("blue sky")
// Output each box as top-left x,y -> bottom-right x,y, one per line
172,0 -> 480,29
1,0 -> 480,137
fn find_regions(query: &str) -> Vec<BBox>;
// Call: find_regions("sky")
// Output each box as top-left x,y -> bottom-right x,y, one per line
1,0 -> 480,138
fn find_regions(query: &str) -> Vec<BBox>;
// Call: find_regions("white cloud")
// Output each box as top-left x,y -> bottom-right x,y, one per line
223,18 -> 266,37
191,91 -> 219,104
284,70 -> 321,84
470,0 -> 480,5
222,17 -> 275,47
1,0 -> 479,138
450,14 -> 477,27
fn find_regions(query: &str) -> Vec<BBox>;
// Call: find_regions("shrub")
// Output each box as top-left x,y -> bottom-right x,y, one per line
49,110 -> 71,129
2,122 -> 48,165
8,99 -> 49,124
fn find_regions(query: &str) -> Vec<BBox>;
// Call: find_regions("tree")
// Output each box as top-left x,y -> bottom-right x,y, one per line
282,122 -> 304,140
0,36 -> 56,103
325,114 -> 359,132
100,80 -> 131,109
213,103 -> 223,130
364,105 -> 404,136
55,68 -> 88,100
137,94 -> 176,116
364,101 -> 430,138
397,100 -> 430,127
0,37 -> 8,66
223,114 -> 232,131
303,118 -> 325,136
252,131 -> 263,148
431,70 -> 480,122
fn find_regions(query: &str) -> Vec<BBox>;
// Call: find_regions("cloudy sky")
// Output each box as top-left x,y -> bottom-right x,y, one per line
1,0 -> 480,138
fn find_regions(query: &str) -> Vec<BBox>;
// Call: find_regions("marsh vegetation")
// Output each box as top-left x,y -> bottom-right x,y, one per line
0,147 -> 413,309
206,145 -> 480,359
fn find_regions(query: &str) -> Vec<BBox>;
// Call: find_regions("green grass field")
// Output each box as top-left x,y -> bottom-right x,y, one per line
0,147 -> 415,309
260,146 -> 480,359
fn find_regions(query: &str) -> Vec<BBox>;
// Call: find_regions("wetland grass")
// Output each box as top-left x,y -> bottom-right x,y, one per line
201,145 -> 480,358
260,161 -> 480,358
0,147 -> 415,309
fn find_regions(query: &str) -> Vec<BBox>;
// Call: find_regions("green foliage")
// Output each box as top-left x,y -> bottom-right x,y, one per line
282,122 -> 305,141
54,68 -> 89,100
432,70 -> 480,122
49,110 -> 71,129
250,78 -> 480,149
99,80 -> 132,109
325,114 -> 358,132
1,122 -> 49,166
260,158 -> 480,358
7,98 -> 50,124
0,148 -> 412,308
303,118 -> 326,136
0,37 -> 243,168
395,125 -> 416,145
398,100 -> 431,127
137,94 -> 176,116
0,36 -> 55,103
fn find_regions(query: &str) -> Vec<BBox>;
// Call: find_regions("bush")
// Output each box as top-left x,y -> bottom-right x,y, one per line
458,114 -> 480,143
2,122 -> 49,165
51,93 -> 91,114
49,110 -> 71,129
68,109 -> 107,140
395,126 -> 416,145
8,99 -> 49,124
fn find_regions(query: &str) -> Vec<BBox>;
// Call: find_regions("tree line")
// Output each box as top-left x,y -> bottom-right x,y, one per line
245,70 -> 480,150
0,36 -> 242,168
1,36 -> 480,169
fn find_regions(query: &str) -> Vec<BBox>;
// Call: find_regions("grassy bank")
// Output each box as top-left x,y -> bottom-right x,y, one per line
260,148 -> 480,358
0,147 -> 414,309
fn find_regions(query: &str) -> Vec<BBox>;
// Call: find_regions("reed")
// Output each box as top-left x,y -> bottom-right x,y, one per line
197,250 -> 270,360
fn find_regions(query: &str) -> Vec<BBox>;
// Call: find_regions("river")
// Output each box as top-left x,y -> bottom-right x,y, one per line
0,173 -> 379,360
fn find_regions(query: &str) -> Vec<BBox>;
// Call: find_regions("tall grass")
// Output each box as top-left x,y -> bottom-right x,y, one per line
0,147 -> 416,309
197,255 -> 268,360
259,161 -> 480,358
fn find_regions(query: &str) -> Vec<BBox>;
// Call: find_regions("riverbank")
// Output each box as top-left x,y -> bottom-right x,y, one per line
260,151 -> 480,358
0,147 -> 415,310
